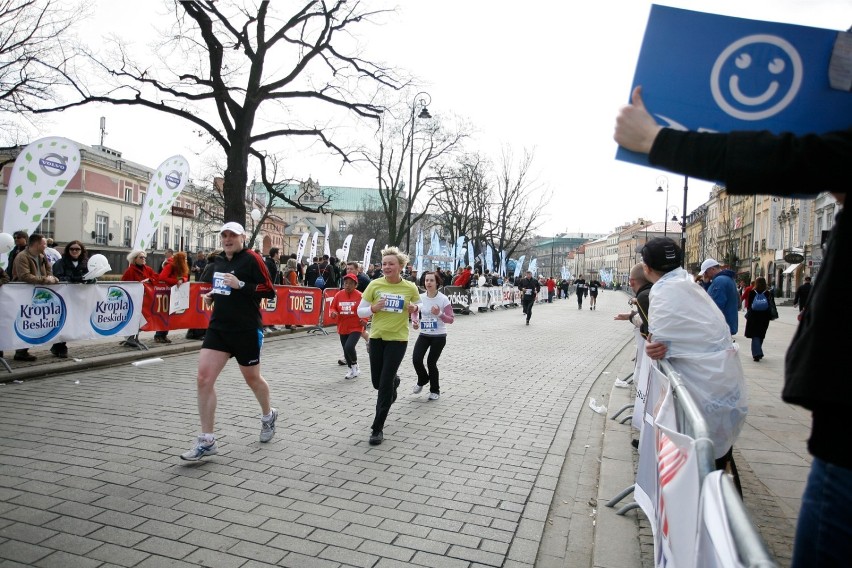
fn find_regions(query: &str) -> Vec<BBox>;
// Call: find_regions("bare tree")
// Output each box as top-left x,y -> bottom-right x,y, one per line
433,152 -> 490,247
0,0 -> 80,152
488,147 -> 548,260
361,103 -> 467,250
32,1 -> 405,222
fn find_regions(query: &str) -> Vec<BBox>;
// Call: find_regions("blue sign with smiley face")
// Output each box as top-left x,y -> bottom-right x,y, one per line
617,5 -> 852,167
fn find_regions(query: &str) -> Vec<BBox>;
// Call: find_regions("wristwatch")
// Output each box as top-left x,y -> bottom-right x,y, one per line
238,280 -> 246,289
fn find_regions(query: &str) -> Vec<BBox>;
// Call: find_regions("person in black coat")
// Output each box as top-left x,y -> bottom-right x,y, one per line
50,240 -> 91,357
744,277 -> 774,362
793,277 -> 812,312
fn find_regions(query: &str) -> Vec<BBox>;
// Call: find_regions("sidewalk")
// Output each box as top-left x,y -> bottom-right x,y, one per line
593,303 -> 808,568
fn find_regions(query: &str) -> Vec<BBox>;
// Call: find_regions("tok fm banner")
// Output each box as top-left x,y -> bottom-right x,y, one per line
0,282 -> 143,350
138,283 -> 323,331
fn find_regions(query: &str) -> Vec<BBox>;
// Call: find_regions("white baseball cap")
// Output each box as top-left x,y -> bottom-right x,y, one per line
698,258 -> 719,276
219,222 -> 245,235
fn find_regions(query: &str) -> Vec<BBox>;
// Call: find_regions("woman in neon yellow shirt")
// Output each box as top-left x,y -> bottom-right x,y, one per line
357,247 -> 420,446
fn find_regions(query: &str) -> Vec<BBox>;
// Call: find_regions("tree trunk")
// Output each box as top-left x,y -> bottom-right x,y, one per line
222,139 -> 250,224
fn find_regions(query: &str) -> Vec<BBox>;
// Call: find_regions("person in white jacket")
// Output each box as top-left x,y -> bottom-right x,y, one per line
641,238 -> 748,492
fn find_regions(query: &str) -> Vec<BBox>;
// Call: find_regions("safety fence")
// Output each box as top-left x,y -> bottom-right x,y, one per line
609,340 -> 777,567
0,282 -> 526,360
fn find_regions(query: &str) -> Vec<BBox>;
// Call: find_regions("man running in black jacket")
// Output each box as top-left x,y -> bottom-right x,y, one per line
517,270 -> 541,326
181,222 -> 278,461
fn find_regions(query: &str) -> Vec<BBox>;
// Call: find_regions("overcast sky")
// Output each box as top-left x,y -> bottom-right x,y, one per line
39,0 -> 851,237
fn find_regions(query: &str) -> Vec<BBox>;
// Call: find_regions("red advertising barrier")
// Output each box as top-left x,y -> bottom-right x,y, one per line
322,288 -> 338,325
139,283 -> 323,331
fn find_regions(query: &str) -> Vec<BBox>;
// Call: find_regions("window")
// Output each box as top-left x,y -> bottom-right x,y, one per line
151,228 -> 159,250
38,209 -> 56,239
123,218 -> 133,247
124,187 -> 133,203
95,214 -> 109,245
163,224 -> 170,249
140,191 -> 146,206
175,227 -> 181,250
185,230 -> 190,251
338,219 -> 347,232
196,230 -> 203,251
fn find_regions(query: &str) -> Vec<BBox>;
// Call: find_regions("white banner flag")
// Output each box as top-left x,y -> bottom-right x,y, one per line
514,255 -> 525,278
0,282 -> 144,350
363,238 -> 375,270
499,250 -> 506,278
295,232 -> 309,264
323,225 -> 331,257
341,234 -> 353,262
133,155 -> 191,250
309,231 -> 319,261
467,242 -> 474,269
485,245 -> 494,273
3,137 -> 81,240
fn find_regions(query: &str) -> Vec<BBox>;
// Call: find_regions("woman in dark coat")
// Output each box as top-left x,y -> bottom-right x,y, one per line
744,277 -> 773,362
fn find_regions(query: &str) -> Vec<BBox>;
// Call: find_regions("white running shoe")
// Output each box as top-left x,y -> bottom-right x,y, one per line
428,393 -> 440,401
350,364 -> 360,378
344,367 -> 355,379
180,436 -> 218,461
259,408 -> 278,443
412,384 -> 423,394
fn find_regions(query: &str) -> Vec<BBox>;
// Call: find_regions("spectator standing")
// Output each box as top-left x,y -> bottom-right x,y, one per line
7,230 -> 27,277
122,249 -> 159,348
745,277 -> 776,362
356,247 -> 421,446
11,234 -> 59,361
191,251 -> 208,281
410,271 -> 454,400
180,222 -> 277,460
793,276 -> 812,312
741,279 -> 756,311
282,258 -> 299,286
160,248 -> 174,270
699,258 -> 739,335
50,240 -> 91,358
614,264 -> 652,338
305,257 -> 320,287
545,276 -> 556,303
154,251 -> 189,343
0,265 -> 7,360
640,238 -> 747,490
614,84 -> 849,565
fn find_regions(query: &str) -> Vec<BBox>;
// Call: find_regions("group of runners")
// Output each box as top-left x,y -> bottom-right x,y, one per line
180,223 -> 454,460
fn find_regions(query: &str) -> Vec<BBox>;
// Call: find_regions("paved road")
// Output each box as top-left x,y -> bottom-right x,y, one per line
1,293 -> 634,567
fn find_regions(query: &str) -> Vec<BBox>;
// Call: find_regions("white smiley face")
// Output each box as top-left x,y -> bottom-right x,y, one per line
710,34 -> 803,121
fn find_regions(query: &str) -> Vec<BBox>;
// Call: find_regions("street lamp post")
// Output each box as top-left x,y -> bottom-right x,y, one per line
407,91 -> 432,253
656,175 -> 669,238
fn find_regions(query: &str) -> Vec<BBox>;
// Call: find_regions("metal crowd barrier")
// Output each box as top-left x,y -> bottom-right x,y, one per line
659,360 -> 777,568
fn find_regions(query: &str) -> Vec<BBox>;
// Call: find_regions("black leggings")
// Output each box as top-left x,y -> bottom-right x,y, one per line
368,338 -> 408,432
339,332 -> 361,366
412,334 -> 447,394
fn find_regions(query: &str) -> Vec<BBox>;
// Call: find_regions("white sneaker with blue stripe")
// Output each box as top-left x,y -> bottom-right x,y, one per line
180,436 -> 218,461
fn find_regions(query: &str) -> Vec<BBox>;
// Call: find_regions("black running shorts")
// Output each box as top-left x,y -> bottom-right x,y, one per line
202,327 -> 264,366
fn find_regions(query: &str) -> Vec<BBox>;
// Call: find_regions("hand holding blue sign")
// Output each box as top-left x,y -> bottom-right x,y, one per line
614,86 -> 663,154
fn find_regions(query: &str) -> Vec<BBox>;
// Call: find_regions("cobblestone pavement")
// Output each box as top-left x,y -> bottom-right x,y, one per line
1,294 -> 634,567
